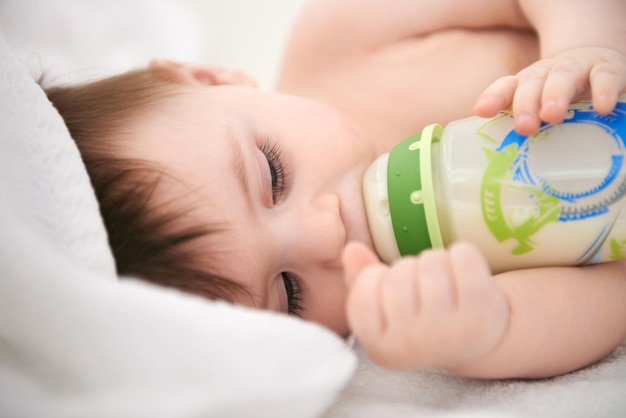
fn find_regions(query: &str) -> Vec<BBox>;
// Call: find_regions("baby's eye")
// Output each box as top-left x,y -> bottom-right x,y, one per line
259,139 -> 288,203
281,272 -> 303,316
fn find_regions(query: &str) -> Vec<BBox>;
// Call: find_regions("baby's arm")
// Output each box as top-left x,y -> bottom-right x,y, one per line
283,0 -> 529,50
475,0 -> 626,135
343,242 -> 626,379
279,0 -> 531,89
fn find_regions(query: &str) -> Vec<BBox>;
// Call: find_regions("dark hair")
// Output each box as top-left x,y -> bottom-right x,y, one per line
45,67 -> 248,302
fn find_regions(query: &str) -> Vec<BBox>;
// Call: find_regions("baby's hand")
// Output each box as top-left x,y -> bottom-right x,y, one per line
342,242 -> 509,370
474,47 -> 626,136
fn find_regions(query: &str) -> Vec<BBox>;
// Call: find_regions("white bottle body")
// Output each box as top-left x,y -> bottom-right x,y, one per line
364,99 -> 626,272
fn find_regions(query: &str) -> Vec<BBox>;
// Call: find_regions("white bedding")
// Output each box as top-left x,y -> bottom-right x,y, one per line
0,19 -> 354,418
1,1 -> 625,417
325,343 -> 626,417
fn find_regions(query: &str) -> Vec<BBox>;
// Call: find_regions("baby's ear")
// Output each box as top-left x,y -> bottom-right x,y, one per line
149,59 -> 258,87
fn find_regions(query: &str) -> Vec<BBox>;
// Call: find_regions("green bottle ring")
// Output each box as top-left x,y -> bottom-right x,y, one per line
387,123 -> 444,256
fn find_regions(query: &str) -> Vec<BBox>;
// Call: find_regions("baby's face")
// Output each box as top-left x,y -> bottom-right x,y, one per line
124,84 -> 377,335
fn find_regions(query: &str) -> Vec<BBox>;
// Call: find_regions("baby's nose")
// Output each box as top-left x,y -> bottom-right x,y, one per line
297,193 -> 345,268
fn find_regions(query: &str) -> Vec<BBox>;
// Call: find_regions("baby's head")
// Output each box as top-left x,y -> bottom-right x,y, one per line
46,60 -> 376,335
46,63 -> 249,302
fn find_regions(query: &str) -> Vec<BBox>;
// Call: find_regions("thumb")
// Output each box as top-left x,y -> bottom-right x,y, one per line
343,241 -> 381,288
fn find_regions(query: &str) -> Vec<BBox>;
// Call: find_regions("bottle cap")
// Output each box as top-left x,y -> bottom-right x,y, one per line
387,123 -> 444,256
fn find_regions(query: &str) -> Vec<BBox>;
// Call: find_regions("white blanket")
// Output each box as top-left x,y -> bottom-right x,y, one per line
0,30 -> 355,418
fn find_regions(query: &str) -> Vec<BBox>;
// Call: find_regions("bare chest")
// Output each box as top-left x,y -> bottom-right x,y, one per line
280,29 -> 538,153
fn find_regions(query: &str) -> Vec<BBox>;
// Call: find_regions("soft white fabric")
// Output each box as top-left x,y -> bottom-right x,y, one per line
324,342 -> 626,418
2,1 -> 626,417
0,34 -> 356,418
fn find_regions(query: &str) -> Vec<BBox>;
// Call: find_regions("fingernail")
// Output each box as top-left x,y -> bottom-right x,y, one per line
515,113 -> 538,135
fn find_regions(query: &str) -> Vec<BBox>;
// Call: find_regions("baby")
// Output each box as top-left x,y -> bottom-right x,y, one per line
45,0 -> 626,379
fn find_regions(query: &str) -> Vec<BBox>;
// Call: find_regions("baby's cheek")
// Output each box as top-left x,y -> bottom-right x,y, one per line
306,279 -> 350,335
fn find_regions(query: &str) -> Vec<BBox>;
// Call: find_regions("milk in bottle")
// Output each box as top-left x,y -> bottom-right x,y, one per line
363,98 -> 626,272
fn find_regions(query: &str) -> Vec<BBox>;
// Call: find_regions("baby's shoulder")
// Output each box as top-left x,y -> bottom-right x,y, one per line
280,0 -> 529,64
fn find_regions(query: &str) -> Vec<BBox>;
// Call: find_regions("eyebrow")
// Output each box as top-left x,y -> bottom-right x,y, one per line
226,128 -> 271,309
227,126 -> 254,212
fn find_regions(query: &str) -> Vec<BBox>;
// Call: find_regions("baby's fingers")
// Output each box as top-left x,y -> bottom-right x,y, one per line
343,241 -> 380,288
345,261 -> 387,346
450,242 -> 510,359
539,53 -> 626,122
450,242 -> 500,312
417,250 -> 457,315
510,63 -> 552,135
539,58 -> 586,124
344,242 -> 387,342
474,75 -> 517,118
590,61 -> 625,115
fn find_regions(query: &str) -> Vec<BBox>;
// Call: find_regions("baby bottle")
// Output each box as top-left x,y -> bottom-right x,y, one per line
363,98 -> 626,272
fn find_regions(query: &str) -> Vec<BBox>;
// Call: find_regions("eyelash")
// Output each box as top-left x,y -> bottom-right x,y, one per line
281,272 -> 303,316
259,138 -> 288,203
258,138 -> 300,315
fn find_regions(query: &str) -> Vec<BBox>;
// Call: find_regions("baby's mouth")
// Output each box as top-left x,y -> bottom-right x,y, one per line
338,177 -> 374,251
